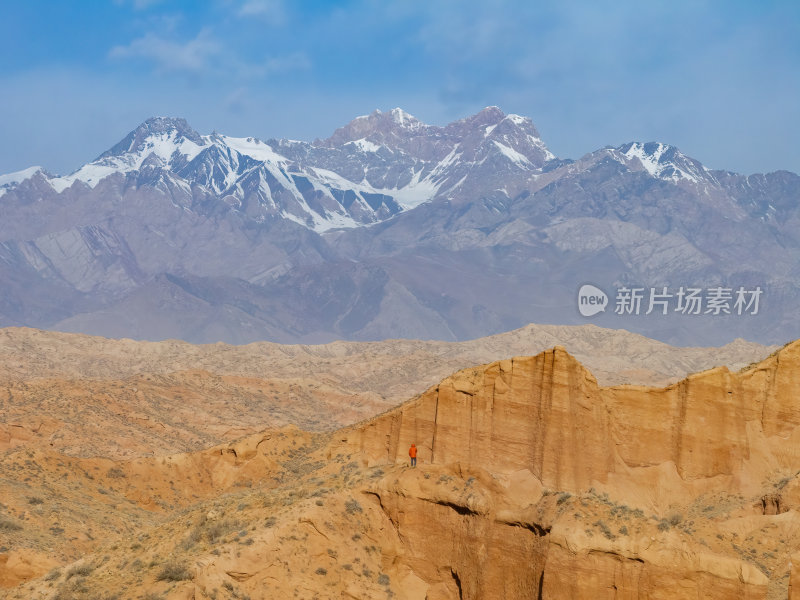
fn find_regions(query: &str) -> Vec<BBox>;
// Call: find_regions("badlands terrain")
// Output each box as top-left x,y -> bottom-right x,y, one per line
0,324 -> 772,458
1,324 -> 797,598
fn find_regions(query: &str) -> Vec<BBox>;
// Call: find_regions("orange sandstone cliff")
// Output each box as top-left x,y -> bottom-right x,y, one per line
328,341 -> 800,599
340,343 -> 800,489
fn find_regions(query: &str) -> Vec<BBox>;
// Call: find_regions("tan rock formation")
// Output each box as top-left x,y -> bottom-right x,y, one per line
327,341 -> 800,598
5,340 -> 800,600
340,342 -> 800,496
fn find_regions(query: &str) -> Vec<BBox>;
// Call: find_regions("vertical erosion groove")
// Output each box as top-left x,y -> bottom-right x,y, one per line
431,386 -> 439,464
451,568 -> 464,600
674,380 -> 689,477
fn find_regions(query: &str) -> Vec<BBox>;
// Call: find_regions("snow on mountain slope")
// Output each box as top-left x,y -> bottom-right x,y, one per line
616,142 -> 708,183
0,166 -> 47,198
8,114 -> 435,230
50,119 -> 206,192
0,109 -> 727,232
0,166 -> 45,188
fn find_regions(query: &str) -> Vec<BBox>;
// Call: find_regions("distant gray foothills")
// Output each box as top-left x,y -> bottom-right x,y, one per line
0,107 -> 797,345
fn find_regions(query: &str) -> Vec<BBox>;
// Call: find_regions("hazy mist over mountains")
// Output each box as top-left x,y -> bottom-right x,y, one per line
1,106 -> 798,346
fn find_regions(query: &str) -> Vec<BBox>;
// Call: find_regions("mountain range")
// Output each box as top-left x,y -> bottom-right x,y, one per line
0,107 -> 798,345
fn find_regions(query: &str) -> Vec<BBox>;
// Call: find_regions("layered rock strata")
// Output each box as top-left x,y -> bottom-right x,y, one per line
332,341 -> 800,598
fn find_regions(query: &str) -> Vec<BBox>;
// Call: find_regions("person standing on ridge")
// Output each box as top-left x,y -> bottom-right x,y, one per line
409,443 -> 417,467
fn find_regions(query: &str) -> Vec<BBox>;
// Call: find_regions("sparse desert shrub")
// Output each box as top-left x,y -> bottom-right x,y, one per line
179,528 -> 201,550
345,499 -> 363,514
556,492 -> 572,505
378,573 -> 390,586
315,567 -> 328,576
264,516 -> 277,527
27,496 -> 44,505
156,561 -> 193,582
205,518 -> 241,543
619,525 -> 629,535
658,512 -> 682,530
0,518 -> 22,531
65,563 -> 94,579
53,579 -> 90,600
106,467 -> 126,478
44,568 -> 62,581
185,516 -> 242,547
593,520 -> 615,540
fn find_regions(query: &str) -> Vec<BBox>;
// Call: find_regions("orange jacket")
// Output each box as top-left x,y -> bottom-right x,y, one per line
409,444 -> 417,458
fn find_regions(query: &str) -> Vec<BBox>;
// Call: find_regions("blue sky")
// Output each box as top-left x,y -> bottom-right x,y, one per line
0,0 -> 798,176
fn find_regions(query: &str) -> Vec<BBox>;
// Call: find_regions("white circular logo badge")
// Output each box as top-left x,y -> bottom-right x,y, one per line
578,284 -> 608,317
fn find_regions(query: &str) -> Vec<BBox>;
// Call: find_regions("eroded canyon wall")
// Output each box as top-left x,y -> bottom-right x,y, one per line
330,342 -> 800,598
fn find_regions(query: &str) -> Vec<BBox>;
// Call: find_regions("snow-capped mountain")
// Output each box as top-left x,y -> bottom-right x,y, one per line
0,166 -> 47,190
2,108 -> 558,233
614,142 -> 711,183
0,107 -> 798,346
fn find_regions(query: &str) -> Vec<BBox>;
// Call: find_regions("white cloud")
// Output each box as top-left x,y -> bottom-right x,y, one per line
238,0 -> 286,25
108,26 -> 308,80
109,29 -> 221,74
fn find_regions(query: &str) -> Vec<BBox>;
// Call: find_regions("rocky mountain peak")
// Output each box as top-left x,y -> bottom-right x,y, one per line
387,107 -> 420,127
320,108 -> 427,147
614,141 -> 707,183
448,106 -> 543,139
472,105 -> 506,124
98,116 -> 206,160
